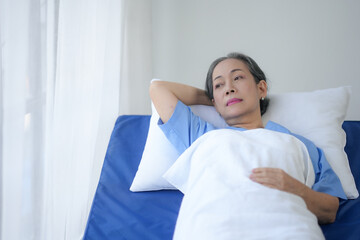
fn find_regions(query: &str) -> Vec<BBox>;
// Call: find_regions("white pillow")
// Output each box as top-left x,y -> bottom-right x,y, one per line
129,104 -> 227,191
130,86 -> 358,199
262,86 -> 358,199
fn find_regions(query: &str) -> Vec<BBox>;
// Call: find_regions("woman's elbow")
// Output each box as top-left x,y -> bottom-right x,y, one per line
319,198 -> 339,224
322,211 -> 337,224
149,80 -> 158,98
149,80 -> 164,101
319,213 -> 336,225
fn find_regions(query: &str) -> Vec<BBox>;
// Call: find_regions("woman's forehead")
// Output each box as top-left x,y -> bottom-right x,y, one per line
212,59 -> 249,80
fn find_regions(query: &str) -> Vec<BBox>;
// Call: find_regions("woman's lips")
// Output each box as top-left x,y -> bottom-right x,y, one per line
227,98 -> 243,106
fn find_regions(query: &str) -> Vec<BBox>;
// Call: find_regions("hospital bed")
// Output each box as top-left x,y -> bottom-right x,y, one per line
83,115 -> 360,239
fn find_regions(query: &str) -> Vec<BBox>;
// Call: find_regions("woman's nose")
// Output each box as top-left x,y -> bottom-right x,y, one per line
226,88 -> 235,95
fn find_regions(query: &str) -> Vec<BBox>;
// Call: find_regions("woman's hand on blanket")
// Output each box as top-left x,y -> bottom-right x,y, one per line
250,167 -> 339,224
249,167 -> 306,196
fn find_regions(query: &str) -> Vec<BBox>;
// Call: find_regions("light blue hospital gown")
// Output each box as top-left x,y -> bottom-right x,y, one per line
159,100 -> 347,199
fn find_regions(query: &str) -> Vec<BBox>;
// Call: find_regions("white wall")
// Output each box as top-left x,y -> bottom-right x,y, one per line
151,0 -> 360,120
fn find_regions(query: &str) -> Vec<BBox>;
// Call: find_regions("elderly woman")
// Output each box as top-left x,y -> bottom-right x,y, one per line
149,52 -> 346,228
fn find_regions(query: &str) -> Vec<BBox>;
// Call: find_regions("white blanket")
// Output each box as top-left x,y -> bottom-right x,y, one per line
163,129 -> 325,240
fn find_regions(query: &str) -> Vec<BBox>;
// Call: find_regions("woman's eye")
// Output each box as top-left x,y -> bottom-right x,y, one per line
234,76 -> 243,81
215,83 -> 224,89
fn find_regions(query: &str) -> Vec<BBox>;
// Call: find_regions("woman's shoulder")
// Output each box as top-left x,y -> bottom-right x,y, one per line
265,121 -> 318,150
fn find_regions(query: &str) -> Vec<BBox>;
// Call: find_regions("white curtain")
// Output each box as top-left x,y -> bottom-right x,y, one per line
0,0 -> 152,239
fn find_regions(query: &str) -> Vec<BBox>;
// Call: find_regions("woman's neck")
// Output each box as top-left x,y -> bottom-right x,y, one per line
226,115 -> 264,130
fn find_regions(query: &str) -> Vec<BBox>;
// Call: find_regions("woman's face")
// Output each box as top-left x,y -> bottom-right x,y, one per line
212,58 -> 267,125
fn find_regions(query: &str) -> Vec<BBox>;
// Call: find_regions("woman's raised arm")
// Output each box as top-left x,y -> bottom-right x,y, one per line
149,81 -> 212,123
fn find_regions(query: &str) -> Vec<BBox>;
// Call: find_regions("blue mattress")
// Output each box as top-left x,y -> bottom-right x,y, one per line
83,116 -> 360,240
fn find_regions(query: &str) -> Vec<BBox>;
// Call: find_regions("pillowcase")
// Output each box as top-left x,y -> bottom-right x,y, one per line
262,86 -> 357,199
129,104 -> 227,191
130,86 -> 358,199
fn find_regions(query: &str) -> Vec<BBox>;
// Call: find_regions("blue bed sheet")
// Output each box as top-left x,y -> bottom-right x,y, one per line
83,116 -> 360,240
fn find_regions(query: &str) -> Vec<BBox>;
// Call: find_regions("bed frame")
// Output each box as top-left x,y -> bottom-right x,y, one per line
83,115 -> 360,240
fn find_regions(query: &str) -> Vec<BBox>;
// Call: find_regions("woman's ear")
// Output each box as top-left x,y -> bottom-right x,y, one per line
257,80 -> 267,99
211,98 -> 222,117
212,98 -> 218,110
